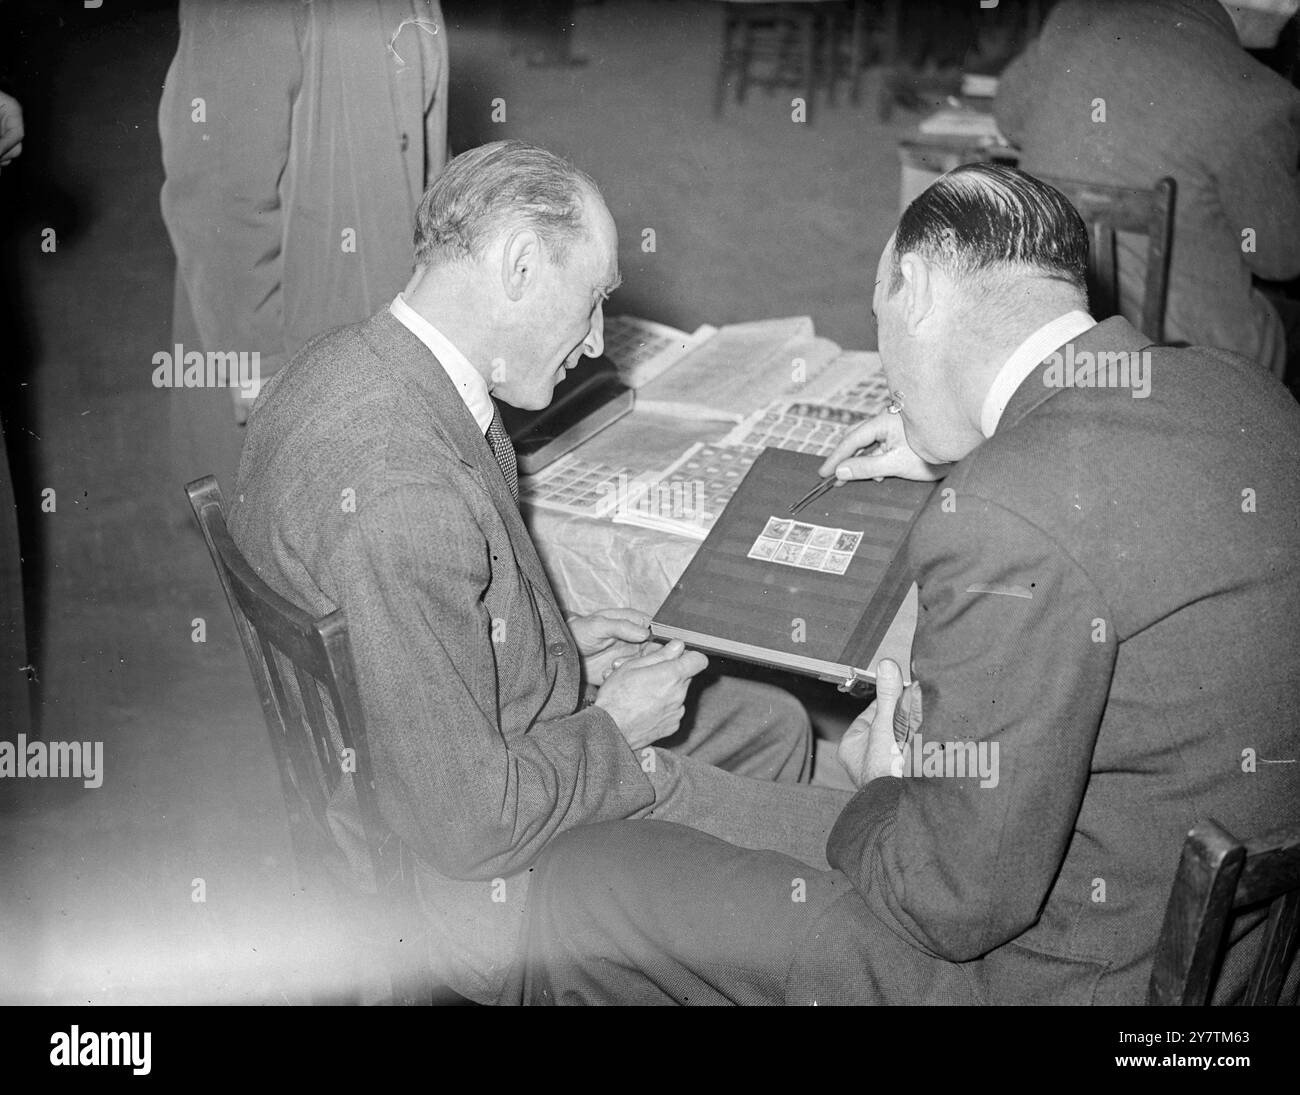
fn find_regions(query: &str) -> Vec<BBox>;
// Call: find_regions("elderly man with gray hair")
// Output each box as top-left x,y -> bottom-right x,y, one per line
228,140 -> 850,1004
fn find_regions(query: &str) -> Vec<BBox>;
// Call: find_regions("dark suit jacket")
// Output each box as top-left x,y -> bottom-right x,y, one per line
994,0 -> 1300,371
229,309 -> 655,999
799,318 -> 1300,1005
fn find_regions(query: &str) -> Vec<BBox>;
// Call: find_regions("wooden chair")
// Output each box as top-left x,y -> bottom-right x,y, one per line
819,0 -> 869,110
1148,819 -> 1300,1005
715,2 -> 818,122
1034,174 -> 1176,343
185,475 -> 447,1005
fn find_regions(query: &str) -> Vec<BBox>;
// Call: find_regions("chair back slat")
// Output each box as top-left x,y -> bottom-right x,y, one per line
1236,829 -> 1300,905
1244,890 -> 1300,1006
316,613 -> 368,764
258,634 -> 332,832
1141,177 -> 1176,346
1034,174 -> 1177,343
292,660 -> 341,798
314,613 -> 396,886
1089,218 -> 1118,321
1236,829 -> 1300,1006
1148,819 -> 1300,1005
184,475 -> 436,1004
1147,820 -> 1245,1005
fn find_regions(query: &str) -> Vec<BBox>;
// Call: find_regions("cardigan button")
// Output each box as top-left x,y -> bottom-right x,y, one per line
548,641 -> 567,657
399,132 -> 410,152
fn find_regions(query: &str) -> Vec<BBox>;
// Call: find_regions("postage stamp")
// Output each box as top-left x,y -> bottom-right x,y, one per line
747,517 -> 863,574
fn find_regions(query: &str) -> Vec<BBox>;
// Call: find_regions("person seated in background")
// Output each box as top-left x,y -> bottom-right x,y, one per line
994,0 -> 1300,379
511,164 -> 1300,1006
228,140 -> 852,1004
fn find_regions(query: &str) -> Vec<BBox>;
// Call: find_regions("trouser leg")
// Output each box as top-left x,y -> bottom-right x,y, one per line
639,747 -> 850,868
666,667 -> 814,784
516,819 -> 848,1005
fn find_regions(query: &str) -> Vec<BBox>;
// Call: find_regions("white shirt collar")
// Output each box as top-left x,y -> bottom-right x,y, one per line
389,293 -> 495,434
979,310 -> 1096,437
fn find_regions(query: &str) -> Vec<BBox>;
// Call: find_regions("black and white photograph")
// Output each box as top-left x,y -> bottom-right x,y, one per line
1,0 -> 1298,1046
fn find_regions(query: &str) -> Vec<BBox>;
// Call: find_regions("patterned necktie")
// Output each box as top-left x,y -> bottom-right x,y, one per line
486,405 -> 519,504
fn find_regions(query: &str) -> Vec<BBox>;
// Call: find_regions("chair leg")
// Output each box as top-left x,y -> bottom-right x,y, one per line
737,13 -> 756,105
821,11 -> 837,110
714,7 -> 735,117
803,11 -> 816,124
849,0 -> 865,106
878,0 -> 900,122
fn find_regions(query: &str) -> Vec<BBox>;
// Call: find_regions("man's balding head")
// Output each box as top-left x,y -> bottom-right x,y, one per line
413,139 -> 602,270
888,162 -> 1089,306
871,165 -> 1091,464
404,140 -> 619,412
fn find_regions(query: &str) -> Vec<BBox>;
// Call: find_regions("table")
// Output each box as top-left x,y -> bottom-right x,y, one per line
521,347 -> 918,683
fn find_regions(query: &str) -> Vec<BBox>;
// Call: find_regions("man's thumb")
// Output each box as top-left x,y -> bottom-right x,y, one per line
607,617 -> 650,643
875,659 -> 904,717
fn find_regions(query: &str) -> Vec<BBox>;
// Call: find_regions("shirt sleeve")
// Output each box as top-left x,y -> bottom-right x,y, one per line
158,0 -> 302,373
827,493 -> 1117,961
326,477 -> 655,881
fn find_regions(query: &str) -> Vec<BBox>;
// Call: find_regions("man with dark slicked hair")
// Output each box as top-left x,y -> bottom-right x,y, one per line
512,164 -> 1300,1006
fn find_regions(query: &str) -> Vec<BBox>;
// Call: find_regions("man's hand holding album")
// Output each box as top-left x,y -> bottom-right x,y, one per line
569,606 -> 651,686
595,639 -> 708,751
838,658 -> 923,789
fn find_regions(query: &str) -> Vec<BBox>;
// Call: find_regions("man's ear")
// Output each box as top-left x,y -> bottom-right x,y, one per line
897,251 -> 934,337
501,228 -> 543,302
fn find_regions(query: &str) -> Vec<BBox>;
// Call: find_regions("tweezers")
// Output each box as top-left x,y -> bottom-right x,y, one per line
788,476 -> 837,516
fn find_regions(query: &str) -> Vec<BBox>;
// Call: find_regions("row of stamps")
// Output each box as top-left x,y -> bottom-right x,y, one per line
747,516 -> 863,574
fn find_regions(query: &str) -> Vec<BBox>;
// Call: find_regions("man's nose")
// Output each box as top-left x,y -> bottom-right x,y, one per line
583,303 -> 605,358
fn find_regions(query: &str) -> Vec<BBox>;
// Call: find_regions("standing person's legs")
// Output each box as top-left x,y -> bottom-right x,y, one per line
167,277 -> 246,500
514,819 -> 850,1005
0,421 -> 29,743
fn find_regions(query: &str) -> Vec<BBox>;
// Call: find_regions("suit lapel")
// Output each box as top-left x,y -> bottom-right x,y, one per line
997,316 -> 1155,433
366,310 -> 558,596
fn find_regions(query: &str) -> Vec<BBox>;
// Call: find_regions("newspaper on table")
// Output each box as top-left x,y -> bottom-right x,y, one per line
601,315 -> 717,389
612,356 -> 893,540
518,454 -> 650,518
634,316 -> 843,420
